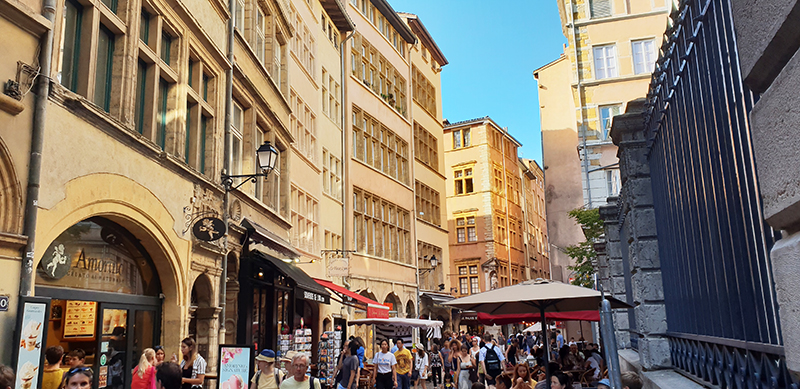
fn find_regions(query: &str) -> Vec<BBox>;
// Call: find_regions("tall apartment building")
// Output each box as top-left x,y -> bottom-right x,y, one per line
398,12 -> 452,325
535,0 -> 669,283
444,117 -> 529,296
343,0 -> 418,324
519,158 -> 550,280
0,0 -> 354,373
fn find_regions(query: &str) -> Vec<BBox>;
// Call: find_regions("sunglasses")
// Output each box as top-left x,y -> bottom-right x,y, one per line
66,367 -> 93,376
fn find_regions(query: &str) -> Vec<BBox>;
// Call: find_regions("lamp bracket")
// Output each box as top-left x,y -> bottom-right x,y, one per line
221,172 -> 269,192
182,207 -> 221,235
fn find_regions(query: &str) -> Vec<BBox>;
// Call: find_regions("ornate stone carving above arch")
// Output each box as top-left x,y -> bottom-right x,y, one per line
0,138 -> 23,235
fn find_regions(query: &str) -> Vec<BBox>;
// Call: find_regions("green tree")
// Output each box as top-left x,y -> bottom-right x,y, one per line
565,207 -> 603,288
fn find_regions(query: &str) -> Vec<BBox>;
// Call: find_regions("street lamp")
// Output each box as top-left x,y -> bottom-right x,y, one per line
419,255 -> 438,274
221,141 -> 279,191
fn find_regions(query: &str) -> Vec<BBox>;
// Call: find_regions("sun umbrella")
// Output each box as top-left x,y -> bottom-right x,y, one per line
522,322 -> 555,333
476,310 -> 600,325
445,278 -> 631,389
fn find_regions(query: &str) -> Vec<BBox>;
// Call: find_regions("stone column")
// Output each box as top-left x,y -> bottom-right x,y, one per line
599,198 -> 631,349
731,0 -> 800,378
609,99 -> 669,369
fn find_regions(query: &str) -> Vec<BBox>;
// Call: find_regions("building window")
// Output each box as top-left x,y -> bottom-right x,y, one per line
412,66 -> 436,117
291,186 -> 319,254
352,106 -> 409,184
593,44 -> 618,80
350,33 -> 407,118
415,181 -> 441,226
458,264 -> 479,295
453,128 -> 470,149
495,215 -> 507,244
157,79 -> 170,149
599,105 -> 621,140
321,68 -> 341,124
289,8 -> 315,78
632,39 -> 657,75
263,139 -> 287,215
135,60 -> 147,134
414,122 -> 438,171
289,90 -> 317,164
590,0 -> 612,18
323,149 -> 342,201
353,188 -> 411,263
140,9 -> 150,44
59,0 -> 82,92
606,169 -> 620,196
234,0 -> 245,30
456,216 -> 476,243
232,101 -> 244,175
94,26 -> 115,112
161,31 -> 172,65
454,167 -> 474,195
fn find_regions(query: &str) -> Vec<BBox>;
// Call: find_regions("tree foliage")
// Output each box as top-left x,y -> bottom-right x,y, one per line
565,207 -> 603,288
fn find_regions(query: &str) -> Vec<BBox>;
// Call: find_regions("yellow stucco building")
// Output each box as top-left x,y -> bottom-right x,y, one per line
535,0 -> 669,340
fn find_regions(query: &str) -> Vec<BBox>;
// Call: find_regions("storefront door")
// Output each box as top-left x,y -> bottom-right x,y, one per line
95,303 -> 160,389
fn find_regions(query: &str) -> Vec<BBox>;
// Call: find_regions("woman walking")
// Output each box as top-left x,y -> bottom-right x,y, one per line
413,348 -> 428,389
429,344 -> 444,389
457,344 -> 474,389
131,348 -> 156,389
371,339 -> 397,389
179,338 -> 206,389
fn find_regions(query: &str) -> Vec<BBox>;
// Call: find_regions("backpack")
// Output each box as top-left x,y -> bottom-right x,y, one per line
255,370 -> 283,388
483,345 -> 502,373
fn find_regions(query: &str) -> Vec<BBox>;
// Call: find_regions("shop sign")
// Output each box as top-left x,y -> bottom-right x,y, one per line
327,253 -> 349,278
192,217 -> 226,242
217,345 -> 253,389
13,296 -> 50,389
300,289 -> 330,304
367,305 -> 390,319
460,312 -> 478,323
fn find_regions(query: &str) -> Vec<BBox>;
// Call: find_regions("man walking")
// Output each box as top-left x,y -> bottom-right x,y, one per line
478,334 -> 504,389
394,340 -> 412,389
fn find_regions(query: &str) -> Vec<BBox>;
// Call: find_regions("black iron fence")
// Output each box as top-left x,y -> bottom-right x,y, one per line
643,0 -> 795,386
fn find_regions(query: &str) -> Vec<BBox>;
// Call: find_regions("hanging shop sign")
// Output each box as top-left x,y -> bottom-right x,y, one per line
192,217 -> 226,242
217,345 -> 253,389
327,253 -> 349,278
13,296 -> 51,389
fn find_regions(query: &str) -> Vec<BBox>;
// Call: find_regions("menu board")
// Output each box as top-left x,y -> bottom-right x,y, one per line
63,301 -> 96,339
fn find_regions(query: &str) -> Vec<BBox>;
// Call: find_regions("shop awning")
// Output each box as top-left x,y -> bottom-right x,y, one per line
249,250 -> 330,304
476,310 -> 600,326
242,218 -> 302,258
420,292 -> 455,306
314,278 -> 389,318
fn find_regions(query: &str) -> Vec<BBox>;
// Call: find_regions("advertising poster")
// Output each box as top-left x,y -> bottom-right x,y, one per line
218,345 -> 252,389
13,297 -> 51,389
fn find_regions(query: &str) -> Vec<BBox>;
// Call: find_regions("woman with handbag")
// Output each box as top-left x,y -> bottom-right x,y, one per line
457,345 -> 474,389
429,345 -> 443,389
413,348 -> 428,389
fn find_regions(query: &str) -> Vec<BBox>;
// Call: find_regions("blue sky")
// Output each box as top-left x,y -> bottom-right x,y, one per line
392,0 -> 567,164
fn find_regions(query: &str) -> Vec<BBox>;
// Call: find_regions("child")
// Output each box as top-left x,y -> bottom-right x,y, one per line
41,346 -> 66,389
443,371 -> 454,389
67,349 -> 86,369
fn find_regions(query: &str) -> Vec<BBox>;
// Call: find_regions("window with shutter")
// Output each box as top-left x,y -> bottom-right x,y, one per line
590,0 -> 612,18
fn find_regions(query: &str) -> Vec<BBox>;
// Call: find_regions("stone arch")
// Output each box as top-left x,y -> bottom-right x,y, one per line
35,173 -> 188,347
384,292 -> 402,317
360,290 -> 377,302
0,138 -> 22,234
405,300 -> 415,318
191,273 -> 214,308
323,317 -> 332,332
189,273 -> 216,358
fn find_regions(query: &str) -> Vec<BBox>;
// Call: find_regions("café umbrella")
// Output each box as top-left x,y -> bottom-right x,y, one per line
445,278 -> 632,389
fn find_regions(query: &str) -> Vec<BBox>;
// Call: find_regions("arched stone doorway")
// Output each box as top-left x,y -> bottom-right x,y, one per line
384,293 -> 402,318
35,216 -> 166,389
189,273 -> 216,358
406,300 -> 415,318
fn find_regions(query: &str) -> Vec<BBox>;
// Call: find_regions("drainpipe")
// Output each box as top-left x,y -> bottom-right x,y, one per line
567,0 -> 592,208
340,29 -> 355,291
19,0 -> 57,297
219,0 -> 235,344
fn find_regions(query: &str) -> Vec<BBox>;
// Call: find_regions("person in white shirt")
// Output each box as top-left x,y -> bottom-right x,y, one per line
371,339 -> 397,389
413,347 -> 428,389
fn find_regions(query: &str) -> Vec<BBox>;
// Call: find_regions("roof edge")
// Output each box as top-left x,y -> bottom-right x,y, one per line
370,0 -> 416,44
400,14 -> 448,66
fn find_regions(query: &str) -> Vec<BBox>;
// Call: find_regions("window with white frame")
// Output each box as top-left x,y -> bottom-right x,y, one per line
232,101 -> 244,175
455,215 -> 477,243
593,44 -> 618,80
291,186 -> 319,254
353,187 -> 411,263
632,39 -> 657,75
606,170 -> 620,196
322,149 -> 342,201
415,181 -> 441,226
599,105 -> 621,140
289,90 -> 317,164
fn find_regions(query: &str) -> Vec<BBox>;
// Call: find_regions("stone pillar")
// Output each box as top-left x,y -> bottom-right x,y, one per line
609,99 -> 669,370
599,198 -> 630,349
731,0 -> 800,378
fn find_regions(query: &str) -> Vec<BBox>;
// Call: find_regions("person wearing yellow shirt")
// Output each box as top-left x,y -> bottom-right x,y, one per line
41,346 -> 68,389
394,340 -> 412,389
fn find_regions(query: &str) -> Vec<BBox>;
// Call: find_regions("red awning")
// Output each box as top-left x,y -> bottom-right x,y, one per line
314,278 -> 390,318
476,310 -> 600,326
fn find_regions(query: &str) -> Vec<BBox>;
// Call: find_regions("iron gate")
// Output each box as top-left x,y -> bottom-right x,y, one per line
643,0 -> 795,386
